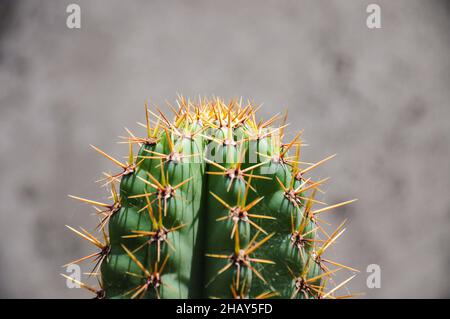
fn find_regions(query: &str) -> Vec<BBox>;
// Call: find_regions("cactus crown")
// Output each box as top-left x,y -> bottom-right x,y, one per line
64,96 -> 357,299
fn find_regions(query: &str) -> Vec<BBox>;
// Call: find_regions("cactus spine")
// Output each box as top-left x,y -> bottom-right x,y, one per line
64,97 -> 357,299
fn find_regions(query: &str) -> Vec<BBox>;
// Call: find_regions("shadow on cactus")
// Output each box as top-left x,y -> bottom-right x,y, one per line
63,96 -> 358,299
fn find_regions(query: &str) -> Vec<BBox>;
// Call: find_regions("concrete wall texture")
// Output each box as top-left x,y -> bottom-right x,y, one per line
0,0 -> 449,298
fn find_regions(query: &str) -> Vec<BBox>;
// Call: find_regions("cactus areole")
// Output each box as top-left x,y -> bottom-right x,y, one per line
65,97 -> 357,299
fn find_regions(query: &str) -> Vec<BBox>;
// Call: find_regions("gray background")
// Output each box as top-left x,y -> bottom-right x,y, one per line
0,0 -> 449,298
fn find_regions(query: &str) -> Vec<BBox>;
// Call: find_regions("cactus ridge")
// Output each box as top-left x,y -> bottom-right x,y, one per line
65,96 -> 357,299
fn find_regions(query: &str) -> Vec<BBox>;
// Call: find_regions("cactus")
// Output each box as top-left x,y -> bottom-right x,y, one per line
64,97 -> 357,299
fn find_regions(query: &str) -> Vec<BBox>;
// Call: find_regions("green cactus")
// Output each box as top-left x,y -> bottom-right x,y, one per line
64,97 -> 357,299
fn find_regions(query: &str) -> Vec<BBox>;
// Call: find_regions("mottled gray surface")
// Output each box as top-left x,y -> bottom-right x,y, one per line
0,0 -> 449,298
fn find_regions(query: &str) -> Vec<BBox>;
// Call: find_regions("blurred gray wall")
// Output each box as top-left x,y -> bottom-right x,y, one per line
0,0 -> 449,298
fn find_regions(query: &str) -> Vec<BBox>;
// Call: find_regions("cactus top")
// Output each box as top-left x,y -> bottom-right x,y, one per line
64,96 -> 358,299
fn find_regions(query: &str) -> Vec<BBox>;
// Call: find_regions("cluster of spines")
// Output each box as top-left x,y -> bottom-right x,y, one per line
64,96 -> 358,299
